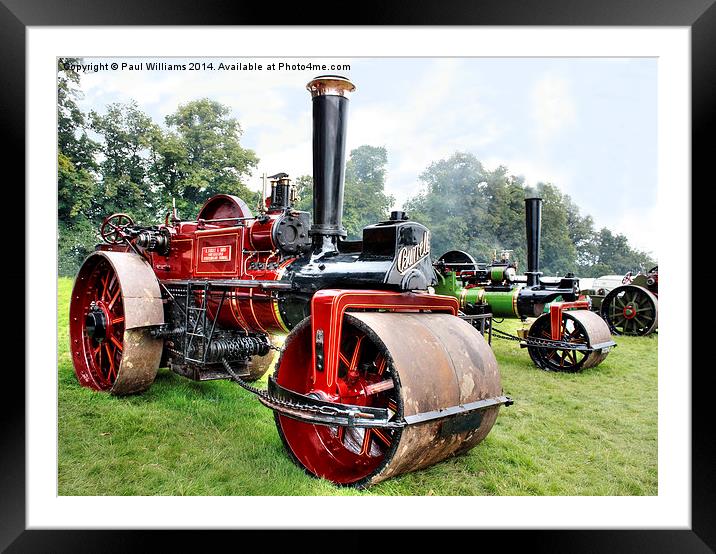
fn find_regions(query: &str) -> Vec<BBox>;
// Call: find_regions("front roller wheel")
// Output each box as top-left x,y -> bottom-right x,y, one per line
601,285 -> 658,336
274,312 -> 503,487
69,251 -> 165,395
527,310 -> 612,372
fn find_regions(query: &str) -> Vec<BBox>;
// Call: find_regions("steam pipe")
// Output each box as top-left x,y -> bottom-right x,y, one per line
306,75 -> 355,247
524,197 -> 543,287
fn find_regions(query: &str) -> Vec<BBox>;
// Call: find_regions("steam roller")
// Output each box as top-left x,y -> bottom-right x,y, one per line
601,267 -> 659,336
433,196 -> 616,372
68,74 -> 511,487
525,309 -> 611,371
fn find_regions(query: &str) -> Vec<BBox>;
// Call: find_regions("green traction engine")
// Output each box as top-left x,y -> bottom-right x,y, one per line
433,198 -> 615,372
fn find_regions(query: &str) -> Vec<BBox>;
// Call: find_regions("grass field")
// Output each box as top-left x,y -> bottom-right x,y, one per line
58,277 -> 658,496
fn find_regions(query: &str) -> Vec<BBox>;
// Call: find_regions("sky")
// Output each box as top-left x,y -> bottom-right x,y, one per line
73,56 -> 657,256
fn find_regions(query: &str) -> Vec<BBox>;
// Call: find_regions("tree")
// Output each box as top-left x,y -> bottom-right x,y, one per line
404,153 -> 536,264
478,170 -> 528,267
57,58 -> 101,275
405,152 -> 494,259
58,58 -> 98,172
342,146 -> 394,239
588,228 -> 656,276
563,194 -> 598,271
163,99 -> 259,217
90,101 -> 162,222
293,174 -> 313,213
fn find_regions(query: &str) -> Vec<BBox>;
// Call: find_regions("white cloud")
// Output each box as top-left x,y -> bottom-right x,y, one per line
346,59 -> 503,209
78,58 -> 504,208
482,155 -> 575,193
530,74 -> 577,145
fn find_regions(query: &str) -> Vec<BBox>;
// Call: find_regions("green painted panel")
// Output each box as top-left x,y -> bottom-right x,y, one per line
483,289 -> 519,317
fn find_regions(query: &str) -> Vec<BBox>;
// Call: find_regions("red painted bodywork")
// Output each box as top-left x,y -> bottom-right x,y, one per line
308,289 -> 459,393
97,194 -> 298,335
549,300 -> 591,340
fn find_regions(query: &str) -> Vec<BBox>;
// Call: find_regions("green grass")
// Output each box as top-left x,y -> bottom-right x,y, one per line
58,277 -> 657,496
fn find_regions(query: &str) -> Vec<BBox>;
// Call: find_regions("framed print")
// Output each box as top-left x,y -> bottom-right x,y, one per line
4,0 -> 713,551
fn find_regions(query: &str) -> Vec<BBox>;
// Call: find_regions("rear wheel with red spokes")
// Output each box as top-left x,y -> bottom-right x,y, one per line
79,259 -> 124,389
331,332 -> 399,463
69,251 -> 164,395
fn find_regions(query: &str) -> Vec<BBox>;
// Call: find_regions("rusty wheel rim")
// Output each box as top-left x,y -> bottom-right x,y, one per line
70,258 -> 125,390
274,316 -> 402,486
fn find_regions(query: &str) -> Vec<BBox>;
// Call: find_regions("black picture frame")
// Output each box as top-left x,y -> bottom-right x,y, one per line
5,1 -> 711,551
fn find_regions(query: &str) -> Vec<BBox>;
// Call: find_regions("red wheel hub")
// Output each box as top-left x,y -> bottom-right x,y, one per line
623,303 -> 637,319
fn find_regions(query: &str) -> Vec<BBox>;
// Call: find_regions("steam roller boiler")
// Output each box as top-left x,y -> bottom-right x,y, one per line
68,75 -> 512,487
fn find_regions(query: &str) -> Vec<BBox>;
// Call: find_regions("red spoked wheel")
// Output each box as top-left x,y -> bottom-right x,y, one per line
69,251 -> 164,395
274,312 -> 504,488
77,259 -> 124,389
100,213 -> 134,244
274,316 -> 402,486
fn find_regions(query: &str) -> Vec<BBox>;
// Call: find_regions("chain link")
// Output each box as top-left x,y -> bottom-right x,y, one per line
491,327 -> 596,352
491,326 -> 522,341
221,358 -> 271,398
220,358 -> 370,420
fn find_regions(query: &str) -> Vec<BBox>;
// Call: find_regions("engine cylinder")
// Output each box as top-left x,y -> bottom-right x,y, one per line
248,217 -> 276,251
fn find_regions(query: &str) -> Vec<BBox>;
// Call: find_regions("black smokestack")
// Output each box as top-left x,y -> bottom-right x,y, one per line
525,197 -> 543,287
306,75 -> 356,244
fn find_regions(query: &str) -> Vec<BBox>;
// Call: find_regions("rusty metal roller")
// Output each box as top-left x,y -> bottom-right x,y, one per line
565,310 -> 613,369
274,312 -> 504,487
69,251 -> 164,395
526,309 -> 613,371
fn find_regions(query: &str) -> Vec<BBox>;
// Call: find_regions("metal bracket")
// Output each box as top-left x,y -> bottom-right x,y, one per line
262,377 -> 513,431
519,336 -> 616,352
315,329 -> 324,372
403,395 -> 513,426
459,313 -> 493,344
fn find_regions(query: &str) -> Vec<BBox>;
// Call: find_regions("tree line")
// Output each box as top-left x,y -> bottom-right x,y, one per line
58,58 -> 655,278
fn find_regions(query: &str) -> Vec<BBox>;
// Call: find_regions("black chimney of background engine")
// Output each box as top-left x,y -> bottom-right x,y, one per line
306,76 -> 355,249
524,197 -> 543,288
